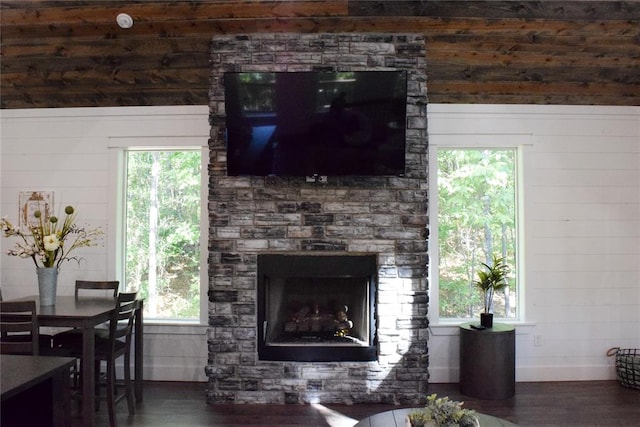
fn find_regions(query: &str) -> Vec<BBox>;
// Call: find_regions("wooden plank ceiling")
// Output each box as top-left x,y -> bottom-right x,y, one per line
1,0 -> 638,108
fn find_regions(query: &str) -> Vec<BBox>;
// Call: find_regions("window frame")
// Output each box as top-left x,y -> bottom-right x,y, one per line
108,138 -> 209,325
428,134 -> 528,325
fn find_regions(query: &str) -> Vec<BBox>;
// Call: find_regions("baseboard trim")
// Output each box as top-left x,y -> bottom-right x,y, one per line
429,365 -> 617,384
143,363 -> 208,382
114,362 -> 207,382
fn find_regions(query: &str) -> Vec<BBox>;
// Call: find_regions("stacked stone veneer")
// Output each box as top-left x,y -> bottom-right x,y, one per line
206,33 -> 429,405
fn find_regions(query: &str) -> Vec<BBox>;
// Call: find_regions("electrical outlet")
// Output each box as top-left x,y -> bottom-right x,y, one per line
534,335 -> 542,346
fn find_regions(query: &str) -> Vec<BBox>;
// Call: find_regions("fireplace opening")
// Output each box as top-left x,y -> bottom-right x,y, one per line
258,254 -> 378,362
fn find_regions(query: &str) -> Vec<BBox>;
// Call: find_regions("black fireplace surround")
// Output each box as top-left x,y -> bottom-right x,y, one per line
257,254 -> 378,362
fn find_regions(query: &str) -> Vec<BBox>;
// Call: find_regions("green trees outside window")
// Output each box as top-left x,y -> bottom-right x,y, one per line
437,149 -> 518,320
124,150 -> 201,320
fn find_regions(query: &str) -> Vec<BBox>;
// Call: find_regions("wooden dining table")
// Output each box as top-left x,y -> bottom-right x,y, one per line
9,295 -> 144,427
1,354 -> 77,427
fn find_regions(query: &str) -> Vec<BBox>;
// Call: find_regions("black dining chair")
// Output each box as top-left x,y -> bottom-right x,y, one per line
74,280 -> 120,298
96,291 -> 138,427
1,287 -> 57,351
54,291 -> 138,427
52,280 -> 120,347
50,280 -> 120,397
0,300 -> 40,355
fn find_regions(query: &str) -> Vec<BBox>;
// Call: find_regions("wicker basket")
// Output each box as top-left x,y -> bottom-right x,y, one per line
607,347 -> 640,390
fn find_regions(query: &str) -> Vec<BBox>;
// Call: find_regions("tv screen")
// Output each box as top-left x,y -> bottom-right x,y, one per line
224,71 -> 407,176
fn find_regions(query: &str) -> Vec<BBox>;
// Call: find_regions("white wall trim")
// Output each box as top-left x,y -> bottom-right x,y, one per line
0,105 -> 209,119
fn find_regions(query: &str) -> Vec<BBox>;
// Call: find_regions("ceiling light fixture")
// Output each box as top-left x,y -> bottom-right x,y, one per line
116,13 -> 134,29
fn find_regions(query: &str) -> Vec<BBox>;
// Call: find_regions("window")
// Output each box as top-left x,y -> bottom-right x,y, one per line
434,148 -> 519,322
123,150 -> 202,321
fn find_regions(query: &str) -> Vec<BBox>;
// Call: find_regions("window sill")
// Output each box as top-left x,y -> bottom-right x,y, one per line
142,322 -> 208,336
429,321 -> 536,336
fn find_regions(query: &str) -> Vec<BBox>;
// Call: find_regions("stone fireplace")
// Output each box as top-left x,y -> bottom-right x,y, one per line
206,33 -> 429,405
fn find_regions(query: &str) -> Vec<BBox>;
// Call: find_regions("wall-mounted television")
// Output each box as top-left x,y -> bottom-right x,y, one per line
224,71 -> 407,177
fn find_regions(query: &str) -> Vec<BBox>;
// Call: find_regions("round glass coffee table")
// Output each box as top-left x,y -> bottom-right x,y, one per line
354,408 -> 518,427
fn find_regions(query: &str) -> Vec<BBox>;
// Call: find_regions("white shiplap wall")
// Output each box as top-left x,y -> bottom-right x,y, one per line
427,104 -> 640,383
1,104 -> 638,383
0,106 -> 210,382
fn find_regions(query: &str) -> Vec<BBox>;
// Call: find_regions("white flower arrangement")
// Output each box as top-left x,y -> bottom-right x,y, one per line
1,205 -> 102,269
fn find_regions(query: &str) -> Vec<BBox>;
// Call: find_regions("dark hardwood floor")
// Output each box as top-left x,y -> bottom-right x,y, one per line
79,380 -> 639,426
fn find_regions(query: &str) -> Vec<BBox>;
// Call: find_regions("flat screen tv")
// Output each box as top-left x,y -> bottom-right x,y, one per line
224,71 -> 407,177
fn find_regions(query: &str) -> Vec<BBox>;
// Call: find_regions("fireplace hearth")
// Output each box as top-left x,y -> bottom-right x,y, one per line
258,254 -> 377,362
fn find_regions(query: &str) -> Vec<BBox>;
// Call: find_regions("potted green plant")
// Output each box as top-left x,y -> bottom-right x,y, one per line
473,254 -> 510,328
407,394 -> 478,427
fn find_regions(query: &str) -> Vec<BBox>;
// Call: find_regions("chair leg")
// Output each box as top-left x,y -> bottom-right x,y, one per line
106,357 -> 117,427
95,360 -> 102,411
71,359 -> 79,389
124,350 -> 135,415
74,359 -> 83,415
